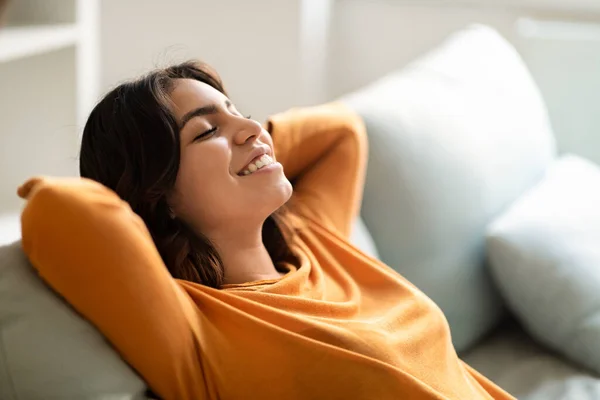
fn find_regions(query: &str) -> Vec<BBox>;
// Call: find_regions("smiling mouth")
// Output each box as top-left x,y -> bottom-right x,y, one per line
238,154 -> 275,176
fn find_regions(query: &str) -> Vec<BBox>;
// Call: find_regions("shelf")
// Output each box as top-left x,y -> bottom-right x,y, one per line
517,18 -> 600,41
382,0 -> 600,14
0,24 -> 78,64
0,212 -> 21,246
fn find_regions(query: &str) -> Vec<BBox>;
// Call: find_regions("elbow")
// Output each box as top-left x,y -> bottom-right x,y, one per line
342,111 -> 369,177
337,104 -> 369,164
19,178 -> 73,265
20,178 -> 58,248
18,177 -> 113,265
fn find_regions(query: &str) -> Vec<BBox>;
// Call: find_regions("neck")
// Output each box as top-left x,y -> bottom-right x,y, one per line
207,223 -> 283,286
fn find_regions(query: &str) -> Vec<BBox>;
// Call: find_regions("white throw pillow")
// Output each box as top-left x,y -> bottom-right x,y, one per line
0,241 -> 150,400
342,24 -> 556,352
487,154 -> 600,374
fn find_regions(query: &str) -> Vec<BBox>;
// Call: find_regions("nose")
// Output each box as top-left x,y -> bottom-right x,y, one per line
233,116 -> 262,146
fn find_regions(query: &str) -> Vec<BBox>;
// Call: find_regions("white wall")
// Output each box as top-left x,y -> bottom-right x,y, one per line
0,47 -> 77,211
99,0 -> 308,122
328,1 -> 520,98
328,0 -> 600,164
516,21 -> 600,164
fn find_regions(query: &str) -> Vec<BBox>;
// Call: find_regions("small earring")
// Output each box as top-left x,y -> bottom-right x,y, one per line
168,206 -> 176,219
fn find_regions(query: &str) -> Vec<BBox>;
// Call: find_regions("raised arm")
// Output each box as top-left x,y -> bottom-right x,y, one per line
267,101 -> 368,237
18,177 -> 207,400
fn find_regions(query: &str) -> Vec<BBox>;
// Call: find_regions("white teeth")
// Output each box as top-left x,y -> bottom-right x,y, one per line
240,153 -> 275,176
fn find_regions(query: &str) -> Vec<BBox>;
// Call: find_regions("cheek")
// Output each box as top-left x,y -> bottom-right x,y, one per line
260,131 -> 280,164
261,131 -> 275,150
174,142 -> 235,219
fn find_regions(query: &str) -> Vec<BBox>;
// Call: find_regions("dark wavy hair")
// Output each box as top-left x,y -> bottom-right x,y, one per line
79,60 -> 296,288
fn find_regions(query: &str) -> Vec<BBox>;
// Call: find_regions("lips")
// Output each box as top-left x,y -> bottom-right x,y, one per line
237,147 -> 272,175
239,154 -> 275,176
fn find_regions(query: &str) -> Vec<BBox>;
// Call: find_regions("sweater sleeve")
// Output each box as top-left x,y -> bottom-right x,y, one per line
267,101 -> 368,237
18,177 -> 207,400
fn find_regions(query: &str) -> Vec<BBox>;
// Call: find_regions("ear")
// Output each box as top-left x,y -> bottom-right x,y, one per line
165,192 -> 177,219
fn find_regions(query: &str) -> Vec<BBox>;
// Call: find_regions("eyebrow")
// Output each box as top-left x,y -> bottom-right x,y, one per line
179,100 -> 232,130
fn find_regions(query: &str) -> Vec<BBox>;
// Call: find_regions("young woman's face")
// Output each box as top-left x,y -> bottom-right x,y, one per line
168,79 -> 292,235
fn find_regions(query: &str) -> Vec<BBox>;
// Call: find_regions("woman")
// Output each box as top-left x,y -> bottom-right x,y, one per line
18,61 -> 514,400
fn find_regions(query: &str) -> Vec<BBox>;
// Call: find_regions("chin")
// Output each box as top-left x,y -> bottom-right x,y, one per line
281,179 -> 293,202
256,178 -> 293,217
272,178 -> 293,208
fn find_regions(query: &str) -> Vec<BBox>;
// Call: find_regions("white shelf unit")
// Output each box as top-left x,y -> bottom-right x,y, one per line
0,24 -> 78,63
0,0 -> 99,245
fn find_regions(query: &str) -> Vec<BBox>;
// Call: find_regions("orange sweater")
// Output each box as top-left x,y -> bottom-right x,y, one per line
18,102 -> 514,400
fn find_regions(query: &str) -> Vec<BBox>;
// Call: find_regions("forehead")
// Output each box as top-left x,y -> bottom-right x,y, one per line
169,78 -> 227,119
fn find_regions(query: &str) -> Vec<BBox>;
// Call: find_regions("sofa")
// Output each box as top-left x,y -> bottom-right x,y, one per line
2,24 -> 600,399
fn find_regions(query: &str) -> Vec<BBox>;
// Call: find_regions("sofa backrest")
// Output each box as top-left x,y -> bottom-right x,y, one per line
0,241 -> 150,400
342,24 -> 557,352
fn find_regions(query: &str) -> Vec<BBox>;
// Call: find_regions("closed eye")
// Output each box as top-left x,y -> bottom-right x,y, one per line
194,127 -> 217,142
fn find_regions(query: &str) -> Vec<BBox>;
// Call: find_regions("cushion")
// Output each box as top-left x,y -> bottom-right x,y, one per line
487,154 -> 600,375
0,241 -> 150,399
342,24 -> 557,352
463,319 -> 600,400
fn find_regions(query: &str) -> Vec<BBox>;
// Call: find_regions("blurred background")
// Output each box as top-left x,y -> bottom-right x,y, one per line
1,0 -> 599,242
